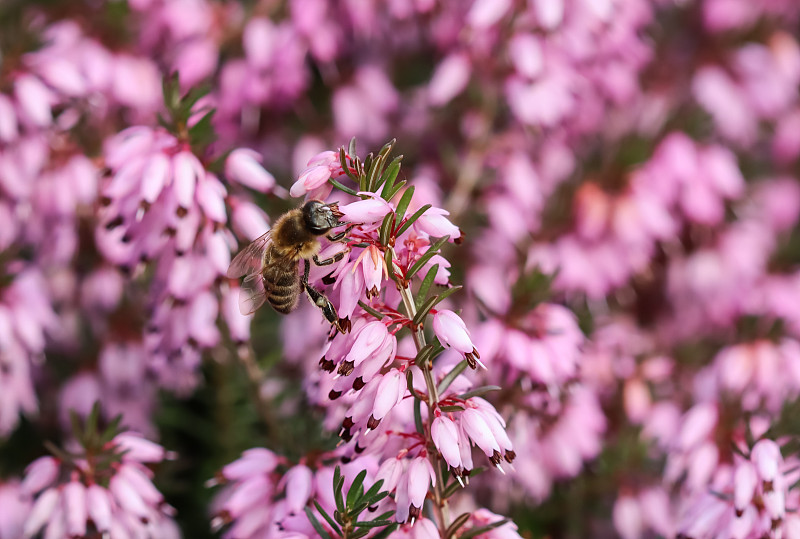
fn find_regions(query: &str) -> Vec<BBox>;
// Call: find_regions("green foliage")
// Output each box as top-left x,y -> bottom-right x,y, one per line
306,466 -> 396,538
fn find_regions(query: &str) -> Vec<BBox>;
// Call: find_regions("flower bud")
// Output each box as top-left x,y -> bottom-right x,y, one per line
226,149 -> 275,193
339,196 -> 393,224
432,310 -> 482,368
431,414 -> 462,470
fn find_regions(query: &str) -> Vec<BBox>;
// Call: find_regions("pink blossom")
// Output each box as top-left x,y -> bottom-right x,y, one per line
339,196 -> 394,224
432,310 -> 482,368
431,414 -> 463,470
428,53 -> 471,106
226,149 -> 276,193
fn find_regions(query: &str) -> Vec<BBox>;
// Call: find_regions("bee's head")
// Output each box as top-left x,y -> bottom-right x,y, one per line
303,200 -> 341,235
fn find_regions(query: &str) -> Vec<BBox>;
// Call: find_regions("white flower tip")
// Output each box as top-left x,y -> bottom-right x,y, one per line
495,463 -> 506,475
210,516 -> 225,532
456,476 -> 465,488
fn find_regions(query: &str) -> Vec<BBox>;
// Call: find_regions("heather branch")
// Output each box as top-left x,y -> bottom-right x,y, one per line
393,246 -> 451,537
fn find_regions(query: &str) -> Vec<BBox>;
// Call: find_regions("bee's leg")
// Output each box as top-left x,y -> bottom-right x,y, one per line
303,260 -> 350,333
326,223 -> 358,242
312,250 -> 348,267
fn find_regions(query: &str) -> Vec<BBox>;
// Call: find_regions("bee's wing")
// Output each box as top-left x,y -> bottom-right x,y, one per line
227,230 -> 272,279
239,273 -> 268,315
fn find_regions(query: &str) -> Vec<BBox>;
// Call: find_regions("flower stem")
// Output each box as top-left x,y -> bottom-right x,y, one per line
394,249 -> 451,537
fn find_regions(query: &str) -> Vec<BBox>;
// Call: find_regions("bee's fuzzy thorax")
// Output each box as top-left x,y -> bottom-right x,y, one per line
271,209 -> 322,260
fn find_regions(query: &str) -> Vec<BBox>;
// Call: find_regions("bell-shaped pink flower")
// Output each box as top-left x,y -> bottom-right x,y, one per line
431,414 -> 462,470
21,456 -> 59,496
733,460 -> 757,513
63,479 -> 88,537
375,458 -> 405,494
341,321 -> 389,373
284,465 -> 313,514
460,407 -> 501,458
368,369 -> 406,428
414,207 -> 461,240
339,196 -> 393,224
751,439 -> 782,484
87,484 -> 113,533
432,310 -> 482,369
23,487 -> 59,538
172,151 -> 202,211
226,149 -> 275,193
221,448 -> 279,481
406,457 -> 435,516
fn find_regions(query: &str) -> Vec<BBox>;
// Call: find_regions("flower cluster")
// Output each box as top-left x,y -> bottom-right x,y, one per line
213,143 -> 519,538
22,430 -> 177,538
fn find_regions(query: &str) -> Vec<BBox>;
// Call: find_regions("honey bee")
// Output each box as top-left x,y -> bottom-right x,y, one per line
227,200 -> 354,334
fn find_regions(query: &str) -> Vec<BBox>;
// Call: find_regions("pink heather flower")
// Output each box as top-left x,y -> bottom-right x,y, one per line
225,149 -> 276,193
751,439 -> 782,484
460,407 -> 501,460
467,0 -> 512,28
20,456 -> 59,497
387,518 -> 439,539
289,151 -> 343,198
405,457 -> 435,520
613,496 -> 643,539
509,34 -> 544,79
431,414 -> 463,471
733,460 -> 758,513
368,369 -> 407,427
22,433 -> 176,539
338,195 -> 394,224
432,310 -> 482,369
0,480 -> 30,539
464,509 -> 522,539
87,484 -> 113,533
414,207 -> 461,240
428,53 -> 471,106
283,465 -> 314,514
212,450 -> 380,538
339,321 -> 390,374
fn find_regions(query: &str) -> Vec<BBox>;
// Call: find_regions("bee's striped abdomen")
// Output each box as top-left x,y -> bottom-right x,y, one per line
262,253 -> 301,314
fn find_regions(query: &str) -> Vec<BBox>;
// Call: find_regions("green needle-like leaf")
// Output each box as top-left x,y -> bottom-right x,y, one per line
304,507 -> 333,539
313,501 -> 342,535
347,469 -> 368,510
439,405 -> 465,412
384,180 -> 407,202
456,386 -> 502,400
415,264 -> 439,308
379,212 -> 394,246
437,360 -> 468,394
405,236 -> 449,281
412,296 -> 438,327
379,157 -> 402,199
394,186 -> 415,223
414,397 -> 424,435
334,466 -> 345,514
354,520 -> 395,528
444,512 -> 472,538
395,204 -> 431,238
340,147 -> 359,183
358,300 -> 384,320
361,479 -> 385,503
